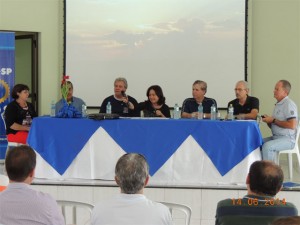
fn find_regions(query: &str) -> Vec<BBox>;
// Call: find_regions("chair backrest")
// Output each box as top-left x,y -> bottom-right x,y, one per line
57,200 -> 94,225
295,121 -> 300,144
160,202 -> 192,225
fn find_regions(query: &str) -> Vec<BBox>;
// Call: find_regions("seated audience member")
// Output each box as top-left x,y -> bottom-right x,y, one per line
55,80 -> 85,114
138,85 -> 171,118
4,84 -> 37,144
271,216 -> 300,225
0,145 -> 65,225
262,80 -> 298,162
99,77 -> 139,117
91,153 -> 173,225
181,80 -> 217,119
215,160 -> 298,225
227,80 -> 259,120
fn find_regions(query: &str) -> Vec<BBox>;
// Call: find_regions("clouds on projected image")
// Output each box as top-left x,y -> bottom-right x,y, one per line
67,15 -> 243,61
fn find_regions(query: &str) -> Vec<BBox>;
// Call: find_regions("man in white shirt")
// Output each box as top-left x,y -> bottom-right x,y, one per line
0,145 -> 65,225
91,153 -> 173,225
261,80 -> 298,162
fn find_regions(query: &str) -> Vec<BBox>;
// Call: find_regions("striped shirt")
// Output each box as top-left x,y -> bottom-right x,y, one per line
0,183 -> 65,225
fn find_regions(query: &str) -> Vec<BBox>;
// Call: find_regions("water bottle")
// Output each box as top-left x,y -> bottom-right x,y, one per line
173,103 -> 180,119
210,104 -> 217,120
50,100 -> 56,117
82,104 -> 87,118
106,101 -> 112,114
198,103 -> 203,120
228,104 -> 234,120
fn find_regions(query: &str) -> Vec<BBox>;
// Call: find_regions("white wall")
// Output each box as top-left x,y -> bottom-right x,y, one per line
0,0 -> 64,115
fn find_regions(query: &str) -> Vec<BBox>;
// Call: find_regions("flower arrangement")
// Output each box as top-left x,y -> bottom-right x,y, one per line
56,75 -> 82,118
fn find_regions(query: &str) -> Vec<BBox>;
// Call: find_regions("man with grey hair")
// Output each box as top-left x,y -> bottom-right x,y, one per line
99,77 -> 139,117
91,153 -> 173,225
227,80 -> 259,120
262,80 -> 298,161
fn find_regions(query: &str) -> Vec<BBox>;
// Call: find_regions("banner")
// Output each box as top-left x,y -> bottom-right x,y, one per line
0,32 -> 15,159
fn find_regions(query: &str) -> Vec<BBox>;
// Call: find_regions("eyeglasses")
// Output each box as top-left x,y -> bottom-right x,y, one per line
234,88 -> 246,92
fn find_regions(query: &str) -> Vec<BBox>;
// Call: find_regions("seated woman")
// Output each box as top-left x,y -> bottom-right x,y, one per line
4,84 -> 37,144
138,85 -> 171,118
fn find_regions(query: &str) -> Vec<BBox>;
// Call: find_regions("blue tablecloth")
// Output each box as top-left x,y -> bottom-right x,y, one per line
27,117 -> 263,176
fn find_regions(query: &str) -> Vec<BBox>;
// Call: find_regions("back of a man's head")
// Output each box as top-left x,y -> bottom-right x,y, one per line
5,145 -> 36,182
249,160 -> 283,196
115,153 -> 149,194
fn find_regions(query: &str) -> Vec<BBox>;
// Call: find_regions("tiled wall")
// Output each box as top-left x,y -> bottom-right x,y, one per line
32,185 -> 300,225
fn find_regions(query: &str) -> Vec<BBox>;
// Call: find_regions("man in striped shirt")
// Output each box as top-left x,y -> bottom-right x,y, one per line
215,160 -> 298,225
0,145 -> 65,225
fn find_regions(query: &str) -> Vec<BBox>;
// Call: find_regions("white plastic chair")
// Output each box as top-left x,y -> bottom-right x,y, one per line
57,200 -> 94,225
276,121 -> 300,180
160,202 -> 192,225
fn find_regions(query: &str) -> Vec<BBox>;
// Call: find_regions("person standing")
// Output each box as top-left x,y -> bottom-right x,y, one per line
261,80 -> 298,162
227,80 -> 259,120
99,77 -> 139,117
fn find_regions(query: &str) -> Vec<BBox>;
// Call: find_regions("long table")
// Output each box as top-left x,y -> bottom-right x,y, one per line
27,117 -> 263,185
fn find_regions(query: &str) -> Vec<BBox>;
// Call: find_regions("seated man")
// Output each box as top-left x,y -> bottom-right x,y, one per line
0,145 -> 65,225
181,80 -> 217,119
99,77 -> 139,117
91,153 -> 173,225
215,160 -> 298,225
262,80 -> 298,162
227,80 -> 259,120
55,80 -> 85,114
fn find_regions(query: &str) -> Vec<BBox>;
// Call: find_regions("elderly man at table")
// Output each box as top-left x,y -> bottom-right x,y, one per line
261,80 -> 298,162
181,80 -> 217,119
215,160 -> 298,225
91,153 -> 173,225
99,77 -> 139,117
0,145 -> 65,225
227,80 -> 259,120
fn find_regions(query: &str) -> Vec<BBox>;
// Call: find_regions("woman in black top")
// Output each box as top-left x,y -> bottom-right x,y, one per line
4,84 -> 37,144
138,85 -> 170,118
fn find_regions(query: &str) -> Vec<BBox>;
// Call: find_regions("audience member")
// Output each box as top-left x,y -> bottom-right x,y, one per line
262,80 -> 298,162
227,80 -> 259,120
181,80 -> 217,119
215,160 -> 298,225
271,216 -> 300,225
55,80 -> 85,114
4,84 -> 37,144
91,153 -> 173,225
99,77 -> 139,117
0,145 -> 65,225
138,85 -> 171,118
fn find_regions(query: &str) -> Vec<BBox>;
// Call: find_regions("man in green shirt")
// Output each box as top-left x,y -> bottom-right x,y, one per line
215,160 -> 298,225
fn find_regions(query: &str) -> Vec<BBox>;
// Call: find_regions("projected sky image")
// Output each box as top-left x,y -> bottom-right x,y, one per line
66,0 -> 245,107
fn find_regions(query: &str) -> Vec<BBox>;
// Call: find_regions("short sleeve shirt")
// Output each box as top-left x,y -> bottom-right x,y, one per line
271,96 -> 298,140
228,95 -> 259,115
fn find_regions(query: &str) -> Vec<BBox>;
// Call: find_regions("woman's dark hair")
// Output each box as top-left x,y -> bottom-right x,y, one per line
146,85 -> 165,105
11,84 -> 30,99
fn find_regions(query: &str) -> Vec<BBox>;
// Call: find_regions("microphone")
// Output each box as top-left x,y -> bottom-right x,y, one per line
121,91 -> 126,97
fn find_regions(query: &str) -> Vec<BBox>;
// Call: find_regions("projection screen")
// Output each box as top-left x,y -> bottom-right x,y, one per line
65,0 -> 247,108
